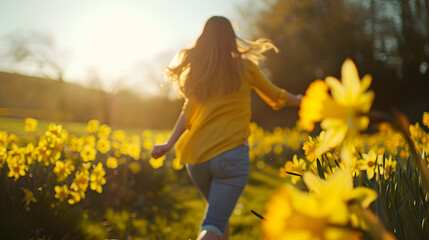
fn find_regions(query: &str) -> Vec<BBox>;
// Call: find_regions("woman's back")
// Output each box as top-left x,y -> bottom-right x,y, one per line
176,59 -> 287,165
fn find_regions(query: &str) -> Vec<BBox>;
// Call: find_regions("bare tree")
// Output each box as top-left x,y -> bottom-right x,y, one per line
2,31 -> 66,82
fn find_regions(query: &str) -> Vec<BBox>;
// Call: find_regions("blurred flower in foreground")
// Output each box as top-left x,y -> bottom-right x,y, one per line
262,169 -> 377,240
24,118 -> 38,132
299,59 -> 374,157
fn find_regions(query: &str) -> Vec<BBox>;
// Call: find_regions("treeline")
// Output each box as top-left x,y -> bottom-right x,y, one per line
0,72 -> 182,129
245,0 -> 429,127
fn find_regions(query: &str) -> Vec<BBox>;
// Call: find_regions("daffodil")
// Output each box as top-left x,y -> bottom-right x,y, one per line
359,150 -> 383,180
303,131 -> 325,162
172,158 -> 183,170
53,160 -> 72,182
21,188 -> 37,210
130,135 -> 140,144
90,163 -> 106,193
280,155 -> 306,184
129,144 -> 141,160
106,156 -> 118,169
149,156 -> 165,169
112,130 -> 125,142
423,112 -> 429,128
54,184 -> 70,201
7,157 -> 26,180
24,118 -> 38,132
83,135 -> 96,148
87,120 -> 99,133
97,124 -> 111,139
68,190 -> 82,205
120,142 -> 130,155
155,133 -> 166,144
71,170 -> 89,193
142,129 -> 152,139
25,143 -> 37,165
299,59 -> 374,156
69,136 -> 84,152
262,169 -> 377,240
80,145 -> 96,162
96,139 -> 111,154
0,131 -> 8,147
143,139 -> 154,150
129,161 -> 141,174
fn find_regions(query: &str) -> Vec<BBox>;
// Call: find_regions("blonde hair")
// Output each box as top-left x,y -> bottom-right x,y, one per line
165,16 -> 278,102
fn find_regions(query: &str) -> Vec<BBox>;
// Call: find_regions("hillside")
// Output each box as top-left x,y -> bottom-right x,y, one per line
0,72 -> 182,129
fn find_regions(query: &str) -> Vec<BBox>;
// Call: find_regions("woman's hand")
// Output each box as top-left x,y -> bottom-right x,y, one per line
151,143 -> 172,159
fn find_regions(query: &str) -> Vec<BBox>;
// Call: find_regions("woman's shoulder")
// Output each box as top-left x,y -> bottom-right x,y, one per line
241,58 -> 261,82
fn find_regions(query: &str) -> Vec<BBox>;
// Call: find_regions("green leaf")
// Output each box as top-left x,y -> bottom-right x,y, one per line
316,159 -> 325,180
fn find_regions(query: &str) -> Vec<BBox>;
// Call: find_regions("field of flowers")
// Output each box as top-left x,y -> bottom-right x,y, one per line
1,59 -> 428,240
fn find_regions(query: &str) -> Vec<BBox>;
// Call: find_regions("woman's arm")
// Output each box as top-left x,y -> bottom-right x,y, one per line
151,112 -> 186,159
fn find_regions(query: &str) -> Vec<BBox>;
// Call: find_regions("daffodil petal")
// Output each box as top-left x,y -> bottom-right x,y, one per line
347,187 -> 378,208
315,120 -> 348,156
341,59 -> 361,98
326,76 -> 346,103
303,172 -> 325,194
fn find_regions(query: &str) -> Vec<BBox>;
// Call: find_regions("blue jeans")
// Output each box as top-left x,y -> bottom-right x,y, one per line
186,145 -> 250,237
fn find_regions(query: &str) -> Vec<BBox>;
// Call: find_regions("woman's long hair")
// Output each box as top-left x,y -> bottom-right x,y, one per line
165,16 -> 278,102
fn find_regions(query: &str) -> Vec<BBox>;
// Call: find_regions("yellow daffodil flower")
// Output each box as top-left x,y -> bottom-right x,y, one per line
172,158 -> 184,170
106,156 -> 118,169
96,139 -> 111,154
21,188 -> 37,210
129,161 -> 141,174
143,139 -> 154,150
129,144 -> 141,160
112,130 -> 125,142
54,184 -> 70,201
7,159 -> 26,180
280,155 -> 306,184
149,156 -> 165,169
68,190 -> 82,205
87,120 -> 99,133
24,118 -> 38,132
90,163 -> 106,193
69,136 -> 84,152
359,150 -> 383,180
262,169 -> 377,240
53,160 -> 72,182
303,131 -> 325,162
97,124 -> 111,139
80,145 -> 96,162
299,59 -> 374,156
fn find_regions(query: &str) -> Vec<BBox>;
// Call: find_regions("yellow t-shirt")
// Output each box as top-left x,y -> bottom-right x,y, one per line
175,59 -> 288,165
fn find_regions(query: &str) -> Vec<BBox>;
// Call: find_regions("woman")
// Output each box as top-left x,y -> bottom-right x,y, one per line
151,16 -> 302,240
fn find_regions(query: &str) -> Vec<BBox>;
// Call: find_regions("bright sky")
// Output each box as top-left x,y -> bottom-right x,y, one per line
0,0 -> 250,95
